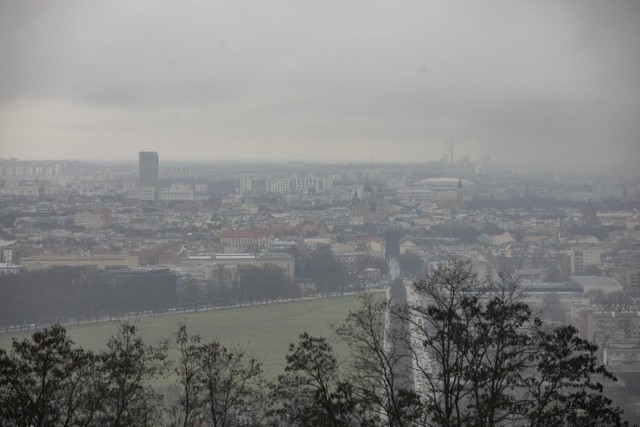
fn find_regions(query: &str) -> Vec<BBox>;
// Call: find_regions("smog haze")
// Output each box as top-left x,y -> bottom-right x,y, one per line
1,1 -> 639,173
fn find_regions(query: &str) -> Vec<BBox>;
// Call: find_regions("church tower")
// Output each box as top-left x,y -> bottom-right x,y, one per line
363,177 -> 373,201
582,199 -> 600,226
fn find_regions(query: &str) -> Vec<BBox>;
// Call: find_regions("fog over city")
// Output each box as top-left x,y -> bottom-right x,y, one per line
1,0 -> 639,172
3,2 -> 640,426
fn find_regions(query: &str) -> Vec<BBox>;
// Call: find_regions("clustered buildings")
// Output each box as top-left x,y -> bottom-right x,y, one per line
1,154 -> 640,390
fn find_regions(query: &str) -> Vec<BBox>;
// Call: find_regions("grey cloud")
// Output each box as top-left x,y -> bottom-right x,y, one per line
0,0 -> 638,172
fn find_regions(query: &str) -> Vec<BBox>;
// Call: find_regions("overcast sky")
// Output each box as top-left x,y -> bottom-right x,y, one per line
1,1 -> 638,172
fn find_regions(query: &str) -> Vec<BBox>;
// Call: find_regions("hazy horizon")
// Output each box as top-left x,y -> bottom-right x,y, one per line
1,1 -> 639,173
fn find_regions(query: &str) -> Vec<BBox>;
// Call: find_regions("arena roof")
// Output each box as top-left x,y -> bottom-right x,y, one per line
414,178 -> 475,187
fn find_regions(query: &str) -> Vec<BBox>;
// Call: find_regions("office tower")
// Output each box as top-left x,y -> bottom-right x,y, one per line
139,152 -> 159,187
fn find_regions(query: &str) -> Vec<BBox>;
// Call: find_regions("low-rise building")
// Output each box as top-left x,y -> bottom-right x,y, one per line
570,276 -> 624,295
0,263 -> 23,275
20,254 -> 139,270
182,253 -> 294,280
221,229 -> 273,247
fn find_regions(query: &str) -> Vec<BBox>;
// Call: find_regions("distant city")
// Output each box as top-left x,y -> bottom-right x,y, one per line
1,152 -> 640,419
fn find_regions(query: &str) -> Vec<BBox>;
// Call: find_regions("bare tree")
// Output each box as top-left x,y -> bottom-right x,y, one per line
172,322 -> 205,427
462,280 -> 536,426
98,322 -> 170,427
199,341 -> 265,426
172,323 -> 267,427
334,293 -> 420,426
522,324 -> 627,427
391,259 -> 628,426
271,332 -> 369,426
393,260 -> 482,426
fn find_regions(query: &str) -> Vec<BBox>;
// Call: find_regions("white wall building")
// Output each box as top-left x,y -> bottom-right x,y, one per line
570,247 -> 602,274
126,187 -> 155,201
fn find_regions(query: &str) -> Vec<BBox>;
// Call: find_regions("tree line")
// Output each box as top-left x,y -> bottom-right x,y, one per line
0,260 -> 631,426
0,263 -> 296,330
0,267 -> 176,330
181,263 -> 299,309
0,246 -> 363,330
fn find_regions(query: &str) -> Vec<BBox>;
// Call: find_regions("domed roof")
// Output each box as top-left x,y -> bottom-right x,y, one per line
414,177 -> 475,187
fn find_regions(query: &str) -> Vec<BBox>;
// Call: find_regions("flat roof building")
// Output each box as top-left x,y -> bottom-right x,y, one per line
569,276 -> 624,295
20,254 -> 139,270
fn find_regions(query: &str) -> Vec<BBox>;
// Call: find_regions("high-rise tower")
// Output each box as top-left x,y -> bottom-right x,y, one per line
139,152 -> 159,188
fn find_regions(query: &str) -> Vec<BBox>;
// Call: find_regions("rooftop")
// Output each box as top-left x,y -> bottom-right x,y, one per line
570,276 -> 623,288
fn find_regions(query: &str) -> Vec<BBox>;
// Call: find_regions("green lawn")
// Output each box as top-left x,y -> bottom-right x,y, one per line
0,293 -> 376,378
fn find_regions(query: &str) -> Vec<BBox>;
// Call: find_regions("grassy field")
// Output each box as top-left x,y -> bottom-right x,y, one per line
0,293 -> 375,378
